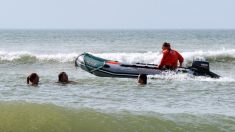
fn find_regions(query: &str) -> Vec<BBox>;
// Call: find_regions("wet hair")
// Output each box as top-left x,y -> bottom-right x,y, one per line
162,42 -> 171,49
58,72 -> 68,83
27,73 -> 39,85
138,74 -> 147,85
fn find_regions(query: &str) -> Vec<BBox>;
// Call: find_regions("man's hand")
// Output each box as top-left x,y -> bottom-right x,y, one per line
156,65 -> 160,69
179,63 -> 183,67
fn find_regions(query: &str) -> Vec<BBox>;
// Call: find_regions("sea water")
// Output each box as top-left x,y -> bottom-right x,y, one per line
0,30 -> 235,132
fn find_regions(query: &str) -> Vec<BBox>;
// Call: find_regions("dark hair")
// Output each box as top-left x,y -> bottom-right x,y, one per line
58,72 -> 68,82
138,74 -> 147,84
27,73 -> 39,84
162,42 -> 171,49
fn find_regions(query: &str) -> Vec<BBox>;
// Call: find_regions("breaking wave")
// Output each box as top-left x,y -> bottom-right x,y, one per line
0,49 -> 235,64
95,49 -> 235,65
0,51 -> 78,63
0,102 -> 234,132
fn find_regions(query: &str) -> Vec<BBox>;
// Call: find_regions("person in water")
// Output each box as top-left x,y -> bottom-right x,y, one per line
27,73 -> 39,85
58,72 -> 73,84
138,74 -> 147,85
157,42 -> 184,69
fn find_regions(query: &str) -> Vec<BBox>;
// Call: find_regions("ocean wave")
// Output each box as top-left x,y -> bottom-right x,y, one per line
183,49 -> 235,63
0,102 -> 234,132
95,49 -> 235,64
0,49 -> 235,64
0,51 -> 78,63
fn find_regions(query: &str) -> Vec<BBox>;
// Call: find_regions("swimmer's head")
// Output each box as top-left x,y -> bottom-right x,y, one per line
58,72 -> 69,83
27,73 -> 39,85
138,74 -> 147,85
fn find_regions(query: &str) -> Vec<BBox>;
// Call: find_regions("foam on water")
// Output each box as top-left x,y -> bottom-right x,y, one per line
149,73 -> 235,82
1,49 -> 235,64
95,48 -> 235,64
0,50 -> 78,63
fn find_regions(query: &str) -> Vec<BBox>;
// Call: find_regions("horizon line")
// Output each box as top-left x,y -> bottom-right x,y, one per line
0,28 -> 235,31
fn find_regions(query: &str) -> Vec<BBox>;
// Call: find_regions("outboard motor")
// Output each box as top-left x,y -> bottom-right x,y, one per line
190,61 -> 220,78
191,61 -> 210,72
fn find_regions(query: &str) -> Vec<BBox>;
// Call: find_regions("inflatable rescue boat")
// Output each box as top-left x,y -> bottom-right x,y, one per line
75,53 -> 220,78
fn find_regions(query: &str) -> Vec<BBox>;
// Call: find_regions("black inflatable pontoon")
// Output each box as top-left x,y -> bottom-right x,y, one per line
75,53 -> 220,78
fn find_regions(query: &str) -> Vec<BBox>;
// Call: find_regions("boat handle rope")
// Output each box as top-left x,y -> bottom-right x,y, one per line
88,63 -> 106,73
75,54 -> 84,68
75,54 -> 106,73
83,60 -> 106,73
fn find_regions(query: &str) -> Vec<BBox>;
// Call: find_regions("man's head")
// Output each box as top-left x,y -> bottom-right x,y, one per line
138,74 -> 147,85
27,73 -> 39,85
162,42 -> 171,50
58,72 -> 69,83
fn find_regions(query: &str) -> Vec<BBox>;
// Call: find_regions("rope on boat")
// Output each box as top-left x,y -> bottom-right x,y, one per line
75,53 -> 106,73
85,62 -> 105,73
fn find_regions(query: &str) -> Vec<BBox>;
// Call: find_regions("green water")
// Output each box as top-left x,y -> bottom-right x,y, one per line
0,102 -> 234,132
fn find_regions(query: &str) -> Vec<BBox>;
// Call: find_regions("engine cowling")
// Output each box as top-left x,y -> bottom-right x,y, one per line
191,61 -> 210,72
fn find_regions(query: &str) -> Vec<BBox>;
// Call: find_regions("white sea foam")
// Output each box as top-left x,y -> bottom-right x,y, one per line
149,73 -> 235,82
0,49 -> 235,63
95,49 -> 235,64
0,51 -> 78,63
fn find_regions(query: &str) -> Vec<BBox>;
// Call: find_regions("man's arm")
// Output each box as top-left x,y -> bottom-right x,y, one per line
177,51 -> 184,67
157,52 -> 167,68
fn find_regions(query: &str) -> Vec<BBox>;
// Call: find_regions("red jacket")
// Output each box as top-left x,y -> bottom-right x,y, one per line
158,49 -> 184,69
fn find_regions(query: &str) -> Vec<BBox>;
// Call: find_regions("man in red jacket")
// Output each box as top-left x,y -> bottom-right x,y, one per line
157,42 -> 184,69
